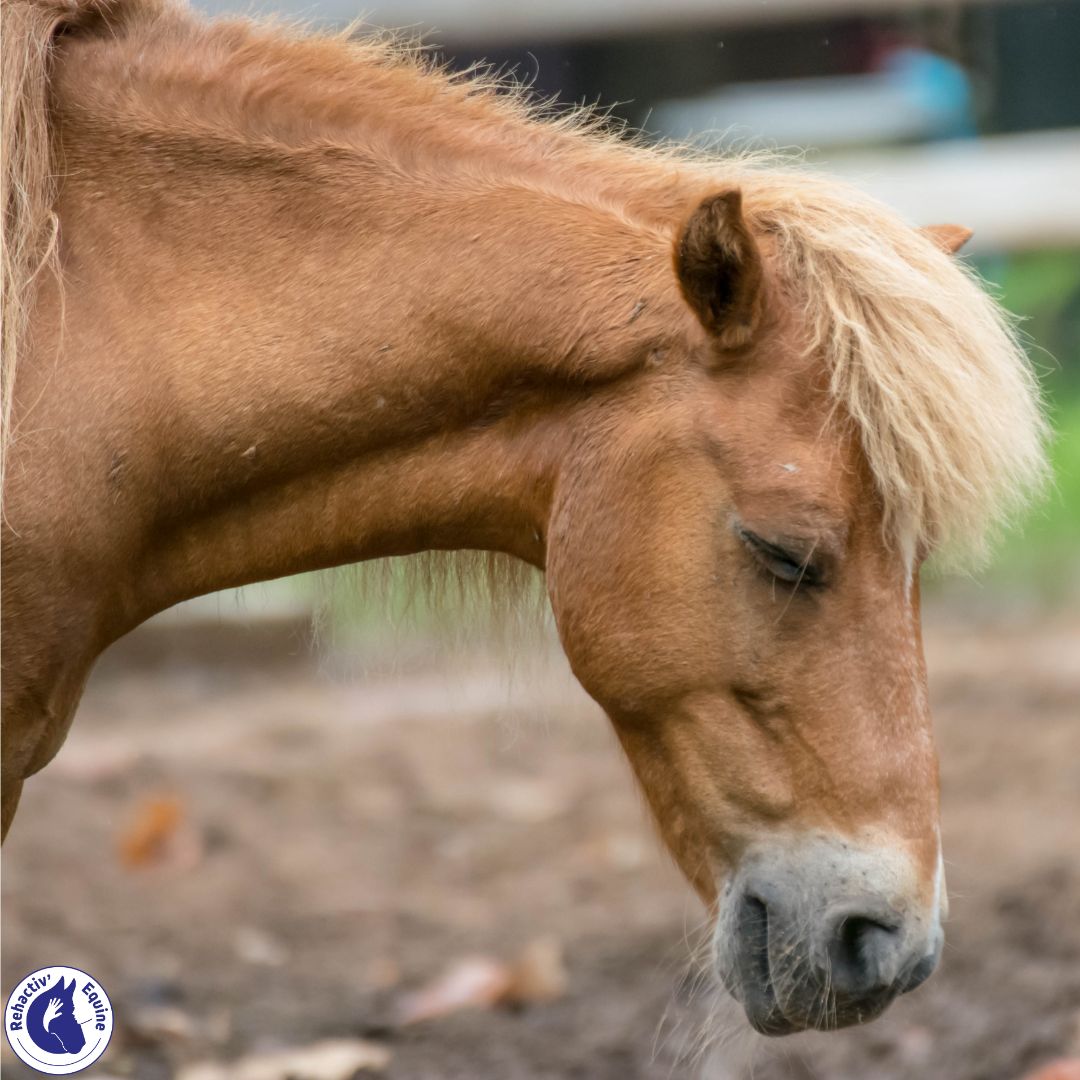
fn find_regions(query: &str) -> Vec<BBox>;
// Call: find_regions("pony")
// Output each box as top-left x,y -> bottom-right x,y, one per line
1,0 -> 1047,1036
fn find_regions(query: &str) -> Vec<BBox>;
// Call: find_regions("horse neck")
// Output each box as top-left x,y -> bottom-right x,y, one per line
34,34 -> 702,634
56,9 -> 711,227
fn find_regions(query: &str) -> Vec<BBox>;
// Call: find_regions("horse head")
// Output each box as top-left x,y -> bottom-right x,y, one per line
545,185 -> 1034,1033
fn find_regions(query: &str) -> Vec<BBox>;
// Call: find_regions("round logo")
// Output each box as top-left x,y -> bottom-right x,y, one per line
5,966 -> 114,1075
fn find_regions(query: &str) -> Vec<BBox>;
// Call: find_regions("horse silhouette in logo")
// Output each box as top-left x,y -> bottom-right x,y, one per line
26,977 -> 86,1056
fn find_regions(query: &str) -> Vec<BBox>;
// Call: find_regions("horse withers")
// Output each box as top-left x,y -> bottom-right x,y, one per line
0,0 -> 1047,1037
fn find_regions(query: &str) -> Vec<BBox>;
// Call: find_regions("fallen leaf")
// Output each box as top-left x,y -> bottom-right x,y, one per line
505,936 -> 567,1006
118,795 -> 200,870
1021,1060 -> 1080,1080
176,1038 -> 390,1080
397,937 -> 568,1024
397,957 -> 512,1024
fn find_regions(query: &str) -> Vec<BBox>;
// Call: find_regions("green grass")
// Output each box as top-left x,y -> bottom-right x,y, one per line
980,386 -> 1080,597
966,249 -> 1080,598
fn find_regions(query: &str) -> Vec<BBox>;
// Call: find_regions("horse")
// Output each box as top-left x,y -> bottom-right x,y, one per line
1,0 -> 1047,1037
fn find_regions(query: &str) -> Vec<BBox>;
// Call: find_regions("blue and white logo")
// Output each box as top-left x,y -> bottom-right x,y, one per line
5,966 -> 113,1074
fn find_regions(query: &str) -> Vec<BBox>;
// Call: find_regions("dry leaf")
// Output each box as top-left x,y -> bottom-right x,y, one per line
1021,1061 -> 1080,1080
398,937 -> 567,1024
118,795 -> 199,869
505,936 -> 567,1006
176,1038 -> 390,1080
398,957 -> 513,1024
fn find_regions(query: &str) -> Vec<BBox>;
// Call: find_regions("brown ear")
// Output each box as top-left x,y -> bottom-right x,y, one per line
674,190 -> 764,348
921,223 -> 973,255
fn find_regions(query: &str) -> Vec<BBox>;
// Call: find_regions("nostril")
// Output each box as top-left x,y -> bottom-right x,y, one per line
739,895 -> 770,959
732,893 -> 781,1016
734,895 -> 772,990
830,914 -> 901,994
743,894 -> 768,923
839,915 -> 894,958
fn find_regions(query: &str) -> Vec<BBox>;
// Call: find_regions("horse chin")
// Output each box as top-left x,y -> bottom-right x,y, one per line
721,969 -> 802,1036
720,962 -> 896,1036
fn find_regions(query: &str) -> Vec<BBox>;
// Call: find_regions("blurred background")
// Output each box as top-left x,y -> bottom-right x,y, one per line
3,1 -> 1078,1078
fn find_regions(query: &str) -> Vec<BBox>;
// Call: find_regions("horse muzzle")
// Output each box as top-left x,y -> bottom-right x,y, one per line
713,835 -> 944,1034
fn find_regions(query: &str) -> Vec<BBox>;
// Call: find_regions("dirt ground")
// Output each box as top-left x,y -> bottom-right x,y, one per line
3,599 -> 1079,1080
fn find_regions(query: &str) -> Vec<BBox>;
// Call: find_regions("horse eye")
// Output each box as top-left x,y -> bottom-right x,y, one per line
736,527 -> 824,588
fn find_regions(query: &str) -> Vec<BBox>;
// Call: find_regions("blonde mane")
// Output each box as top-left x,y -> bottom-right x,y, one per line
729,169 -> 1049,564
1,0 -> 64,497
1,0 -> 1047,574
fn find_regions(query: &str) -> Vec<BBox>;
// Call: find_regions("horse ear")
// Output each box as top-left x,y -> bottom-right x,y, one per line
674,189 -> 764,349
921,223 -> 973,255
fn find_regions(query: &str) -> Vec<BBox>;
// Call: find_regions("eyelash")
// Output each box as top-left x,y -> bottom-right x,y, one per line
736,527 -> 825,589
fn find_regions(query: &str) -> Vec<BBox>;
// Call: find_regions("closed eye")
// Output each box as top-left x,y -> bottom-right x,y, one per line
736,526 -> 826,588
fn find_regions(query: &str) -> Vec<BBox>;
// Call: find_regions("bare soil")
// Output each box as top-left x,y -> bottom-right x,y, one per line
3,602 -> 1079,1079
